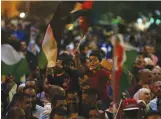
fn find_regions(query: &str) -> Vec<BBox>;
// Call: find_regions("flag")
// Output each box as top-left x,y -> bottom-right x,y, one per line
1,44 -> 29,82
38,1 -> 84,69
113,34 -> 137,103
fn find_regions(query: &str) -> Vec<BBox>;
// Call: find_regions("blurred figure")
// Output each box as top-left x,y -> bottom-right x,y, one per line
13,24 -> 26,41
7,92 -> 30,116
149,81 -> 161,111
89,107 -> 101,119
143,45 -> 158,66
127,69 -> 152,97
144,111 -> 161,119
6,107 -> 26,119
20,41 -> 38,71
80,88 -> 99,118
151,68 -> 161,82
23,87 -> 43,119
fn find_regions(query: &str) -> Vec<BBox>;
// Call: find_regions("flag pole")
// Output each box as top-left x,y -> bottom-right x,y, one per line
112,34 -> 117,119
77,35 -> 86,50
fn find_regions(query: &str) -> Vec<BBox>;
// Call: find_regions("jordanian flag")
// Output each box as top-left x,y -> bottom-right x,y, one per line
1,44 -> 29,83
113,34 -> 137,103
38,1 -> 93,69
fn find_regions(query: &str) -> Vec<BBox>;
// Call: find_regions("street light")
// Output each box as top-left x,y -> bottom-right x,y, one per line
20,12 -> 26,18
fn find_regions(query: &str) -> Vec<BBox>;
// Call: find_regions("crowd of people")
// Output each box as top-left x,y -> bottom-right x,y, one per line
1,16 -> 161,119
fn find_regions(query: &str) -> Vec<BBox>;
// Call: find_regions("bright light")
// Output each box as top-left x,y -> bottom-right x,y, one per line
156,19 -> 161,25
150,17 -> 154,24
137,18 -> 142,24
20,12 -> 25,18
155,9 -> 160,16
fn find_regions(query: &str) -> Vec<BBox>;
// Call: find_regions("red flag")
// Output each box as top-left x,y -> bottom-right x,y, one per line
113,35 -> 125,104
79,16 -> 88,36
82,1 -> 93,10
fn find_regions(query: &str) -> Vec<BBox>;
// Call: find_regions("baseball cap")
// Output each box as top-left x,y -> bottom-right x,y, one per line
123,98 -> 139,111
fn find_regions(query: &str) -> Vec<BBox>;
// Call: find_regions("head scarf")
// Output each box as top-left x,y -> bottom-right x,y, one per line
133,88 -> 150,101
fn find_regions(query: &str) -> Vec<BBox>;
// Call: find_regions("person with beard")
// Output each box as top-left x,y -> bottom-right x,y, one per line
87,50 -> 111,106
127,69 -> 152,97
23,87 -> 44,119
149,81 -> 161,111
6,92 -> 30,117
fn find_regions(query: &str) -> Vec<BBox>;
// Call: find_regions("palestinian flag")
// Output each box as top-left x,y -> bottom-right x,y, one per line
1,44 -> 29,83
113,34 -> 137,103
38,1 -> 93,69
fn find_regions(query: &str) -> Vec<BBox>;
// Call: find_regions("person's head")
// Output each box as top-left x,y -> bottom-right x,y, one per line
144,111 -> 161,119
7,107 -> 26,119
152,81 -> 161,97
133,88 -> 151,104
51,95 -> 67,109
25,79 -> 37,90
152,68 -> 161,82
144,45 -> 153,57
9,92 -> 30,113
23,87 -> 37,111
66,91 -> 79,105
43,77 -> 52,94
18,83 -> 25,93
20,41 -> 27,52
138,69 -> 152,85
50,109 -> 67,119
89,107 -> 100,119
89,50 -> 102,71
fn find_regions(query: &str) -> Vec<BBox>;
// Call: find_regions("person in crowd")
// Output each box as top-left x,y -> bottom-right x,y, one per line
87,50 -> 111,105
80,88 -> 99,118
133,88 -> 151,118
50,109 -> 68,119
143,45 -> 158,66
5,107 -> 26,119
13,24 -> 26,41
149,81 -> 161,111
151,68 -> 161,82
7,92 -> 30,116
88,107 -> 101,119
144,111 -> 161,119
23,87 -> 43,119
133,88 -> 151,105
127,69 -> 152,97
39,85 -> 66,119
20,41 -> 38,71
